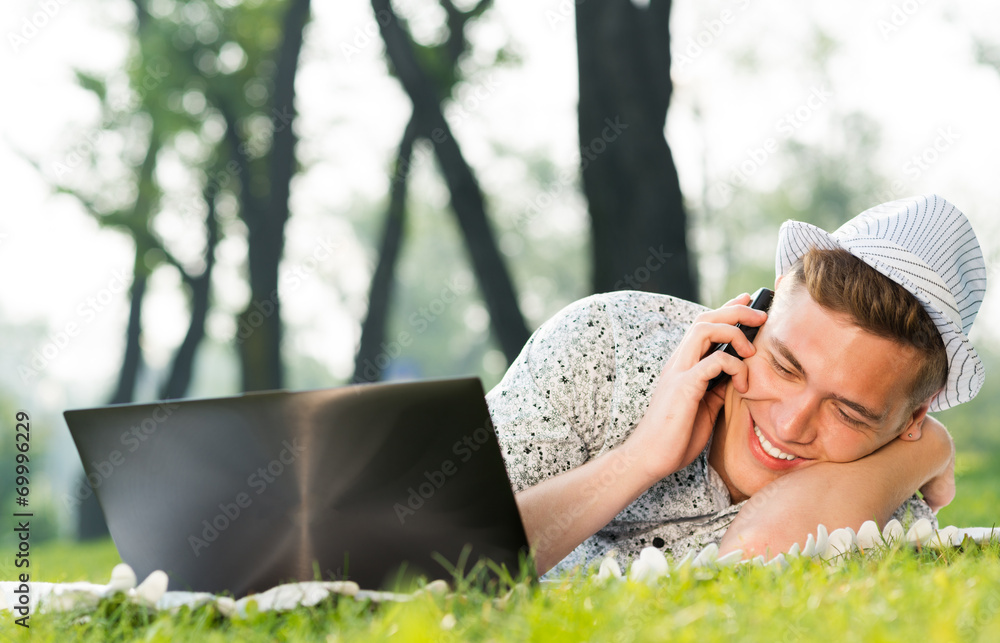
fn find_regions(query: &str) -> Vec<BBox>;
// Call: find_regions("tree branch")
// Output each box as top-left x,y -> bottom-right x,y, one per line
372,0 -> 529,363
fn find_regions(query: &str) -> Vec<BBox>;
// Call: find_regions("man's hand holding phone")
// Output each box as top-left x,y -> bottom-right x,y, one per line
622,290 -> 771,486
706,288 -> 774,390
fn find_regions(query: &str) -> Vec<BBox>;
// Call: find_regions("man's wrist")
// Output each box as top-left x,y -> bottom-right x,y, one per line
913,415 -> 953,481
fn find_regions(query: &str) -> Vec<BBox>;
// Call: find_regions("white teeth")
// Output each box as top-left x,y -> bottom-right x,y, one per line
754,426 -> 798,460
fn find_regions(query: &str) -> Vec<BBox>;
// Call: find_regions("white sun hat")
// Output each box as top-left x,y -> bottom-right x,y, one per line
775,194 -> 987,411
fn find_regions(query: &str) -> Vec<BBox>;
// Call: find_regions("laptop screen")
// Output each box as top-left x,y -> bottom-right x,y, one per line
64,377 -> 531,596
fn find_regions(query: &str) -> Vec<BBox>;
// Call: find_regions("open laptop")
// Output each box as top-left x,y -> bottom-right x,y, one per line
63,377 -> 532,597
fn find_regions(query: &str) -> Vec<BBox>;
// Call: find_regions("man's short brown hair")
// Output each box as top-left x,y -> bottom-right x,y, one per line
784,247 -> 948,408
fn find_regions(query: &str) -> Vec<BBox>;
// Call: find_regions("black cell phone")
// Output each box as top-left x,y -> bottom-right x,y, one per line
706,287 -> 774,390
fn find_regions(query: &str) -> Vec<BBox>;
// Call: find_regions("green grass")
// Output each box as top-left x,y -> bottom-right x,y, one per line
3,543 -> 1000,642
937,448 -> 1000,530
22,538 -> 123,584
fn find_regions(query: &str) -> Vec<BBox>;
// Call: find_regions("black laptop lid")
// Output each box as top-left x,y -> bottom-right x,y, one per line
63,377 -> 530,596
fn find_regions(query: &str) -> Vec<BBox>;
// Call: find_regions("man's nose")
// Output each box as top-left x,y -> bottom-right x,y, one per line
773,392 -> 818,444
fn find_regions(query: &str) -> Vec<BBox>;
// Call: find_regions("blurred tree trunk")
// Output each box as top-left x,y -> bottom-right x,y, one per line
229,0 -> 311,392
160,191 -> 220,399
372,0 -> 530,364
576,0 -> 697,300
109,268 -> 148,407
353,116 -> 418,383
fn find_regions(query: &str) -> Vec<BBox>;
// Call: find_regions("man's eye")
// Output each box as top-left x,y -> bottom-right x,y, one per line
838,408 -> 867,428
771,358 -> 792,375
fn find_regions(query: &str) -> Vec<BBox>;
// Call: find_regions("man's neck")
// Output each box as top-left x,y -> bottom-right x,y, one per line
707,403 -> 748,504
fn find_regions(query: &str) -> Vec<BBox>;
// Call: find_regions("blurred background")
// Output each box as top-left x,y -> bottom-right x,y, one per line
1,0 -> 998,558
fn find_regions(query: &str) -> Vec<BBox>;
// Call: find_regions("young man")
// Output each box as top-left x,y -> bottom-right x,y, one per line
486,194 -> 985,576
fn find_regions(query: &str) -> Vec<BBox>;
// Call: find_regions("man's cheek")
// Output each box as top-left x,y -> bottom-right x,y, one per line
743,358 -> 767,392
745,360 -> 783,398
823,433 -> 882,463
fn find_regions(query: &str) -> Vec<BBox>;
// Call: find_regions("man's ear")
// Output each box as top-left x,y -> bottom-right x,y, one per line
898,399 -> 932,441
774,274 -> 784,290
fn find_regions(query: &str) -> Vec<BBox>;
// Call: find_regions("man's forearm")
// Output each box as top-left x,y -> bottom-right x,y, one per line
719,417 -> 953,558
515,442 -> 657,575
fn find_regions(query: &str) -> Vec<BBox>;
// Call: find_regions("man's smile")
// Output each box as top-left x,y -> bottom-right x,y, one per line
754,425 -> 798,460
745,413 -> 810,472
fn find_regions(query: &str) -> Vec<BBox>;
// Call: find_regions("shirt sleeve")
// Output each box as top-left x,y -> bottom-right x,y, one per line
890,493 -> 938,530
485,294 -> 618,493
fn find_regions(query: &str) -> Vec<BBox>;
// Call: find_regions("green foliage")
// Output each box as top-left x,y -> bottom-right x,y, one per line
54,0 -> 302,274
412,42 -> 460,101
697,111 -> 888,309
73,71 -> 107,102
